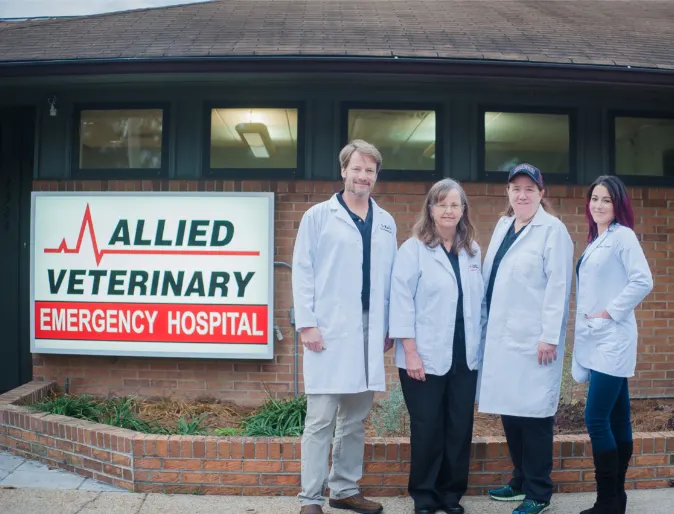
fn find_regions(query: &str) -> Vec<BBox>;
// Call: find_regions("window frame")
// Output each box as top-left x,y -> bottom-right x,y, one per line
609,110 -> 674,186
340,102 -> 443,181
71,103 -> 170,179
478,106 -> 577,184
203,102 -> 305,179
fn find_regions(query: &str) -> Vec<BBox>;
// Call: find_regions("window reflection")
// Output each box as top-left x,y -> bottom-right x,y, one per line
79,109 -> 163,169
484,112 -> 570,174
615,117 -> 674,176
347,109 -> 436,171
210,108 -> 298,169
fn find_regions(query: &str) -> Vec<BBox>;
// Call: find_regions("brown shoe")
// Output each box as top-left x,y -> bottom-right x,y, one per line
300,505 -> 324,514
329,493 -> 383,514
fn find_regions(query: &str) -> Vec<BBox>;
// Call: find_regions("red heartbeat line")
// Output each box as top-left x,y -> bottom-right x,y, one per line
44,204 -> 260,266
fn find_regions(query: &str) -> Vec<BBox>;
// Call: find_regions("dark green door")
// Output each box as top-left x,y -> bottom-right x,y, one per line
0,106 -> 34,393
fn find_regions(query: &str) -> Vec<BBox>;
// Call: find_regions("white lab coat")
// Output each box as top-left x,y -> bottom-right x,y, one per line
389,237 -> 484,375
572,223 -> 653,382
478,206 -> 573,418
291,194 -> 398,394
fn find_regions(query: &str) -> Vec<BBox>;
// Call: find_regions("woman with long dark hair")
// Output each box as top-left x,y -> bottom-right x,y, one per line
572,175 -> 653,514
389,179 -> 483,514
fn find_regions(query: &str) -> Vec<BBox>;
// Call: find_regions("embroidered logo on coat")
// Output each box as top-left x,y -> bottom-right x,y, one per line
379,224 -> 393,233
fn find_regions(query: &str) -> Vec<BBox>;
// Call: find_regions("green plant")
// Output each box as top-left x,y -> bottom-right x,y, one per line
32,393 -> 170,434
240,393 -> 307,437
175,413 -> 209,435
98,396 -> 168,434
370,382 -> 408,437
31,394 -> 101,421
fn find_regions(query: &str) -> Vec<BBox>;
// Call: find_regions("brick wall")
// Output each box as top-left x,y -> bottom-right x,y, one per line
2,381 -> 673,495
31,179 -> 674,403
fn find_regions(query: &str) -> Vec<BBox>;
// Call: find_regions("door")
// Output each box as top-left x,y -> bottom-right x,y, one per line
0,106 -> 34,393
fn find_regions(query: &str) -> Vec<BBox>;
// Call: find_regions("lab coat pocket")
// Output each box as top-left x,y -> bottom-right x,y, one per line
589,318 -> 620,357
504,314 -> 540,354
316,303 -> 347,340
516,250 -> 544,285
587,317 -> 615,334
414,324 -> 437,357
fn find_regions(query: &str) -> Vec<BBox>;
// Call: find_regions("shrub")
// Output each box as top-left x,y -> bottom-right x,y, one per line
370,381 -> 409,437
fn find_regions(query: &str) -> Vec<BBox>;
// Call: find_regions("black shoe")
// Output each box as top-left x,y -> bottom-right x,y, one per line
440,504 -> 464,514
616,441 -> 633,514
580,448 -> 620,514
414,507 -> 438,514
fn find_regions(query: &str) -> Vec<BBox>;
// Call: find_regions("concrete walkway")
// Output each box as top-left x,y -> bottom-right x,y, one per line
0,450 -> 126,492
1,451 -> 673,513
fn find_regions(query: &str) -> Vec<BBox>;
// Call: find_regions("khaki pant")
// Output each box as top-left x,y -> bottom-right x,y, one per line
299,391 -> 375,506
299,312 -> 373,506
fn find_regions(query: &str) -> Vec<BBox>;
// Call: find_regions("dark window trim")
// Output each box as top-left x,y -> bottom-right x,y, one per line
609,110 -> 674,187
478,105 -> 577,185
203,102 -> 305,180
340,102 -> 443,182
71,103 -> 170,179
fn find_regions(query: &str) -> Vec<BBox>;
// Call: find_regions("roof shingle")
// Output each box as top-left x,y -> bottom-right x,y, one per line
0,0 -> 673,69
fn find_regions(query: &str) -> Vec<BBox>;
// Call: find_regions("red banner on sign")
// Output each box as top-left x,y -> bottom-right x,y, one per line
34,302 -> 268,344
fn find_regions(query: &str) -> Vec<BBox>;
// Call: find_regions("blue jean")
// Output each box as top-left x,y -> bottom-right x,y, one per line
585,370 -> 633,453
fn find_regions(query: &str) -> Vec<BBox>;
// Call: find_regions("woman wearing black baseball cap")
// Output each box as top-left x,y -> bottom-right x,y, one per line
477,164 -> 574,514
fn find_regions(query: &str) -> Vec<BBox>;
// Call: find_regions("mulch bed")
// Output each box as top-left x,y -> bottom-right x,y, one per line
472,399 -> 674,437
136,396 -> 256,433
134,396 -> 674,437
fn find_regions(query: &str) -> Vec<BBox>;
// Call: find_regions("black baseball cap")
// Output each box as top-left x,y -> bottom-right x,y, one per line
508,163 -> 544,188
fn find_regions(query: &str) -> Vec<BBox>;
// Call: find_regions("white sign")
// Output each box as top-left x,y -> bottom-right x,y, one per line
30,192 -> 274,359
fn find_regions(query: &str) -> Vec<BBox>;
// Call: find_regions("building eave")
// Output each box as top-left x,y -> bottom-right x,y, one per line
1,55 -> 674,88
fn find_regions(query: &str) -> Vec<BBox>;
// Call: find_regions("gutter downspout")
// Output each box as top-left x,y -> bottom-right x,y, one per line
274,260 -> 298,397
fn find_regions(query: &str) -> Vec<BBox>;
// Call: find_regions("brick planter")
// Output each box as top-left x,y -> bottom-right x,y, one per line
1,381 -> 672,495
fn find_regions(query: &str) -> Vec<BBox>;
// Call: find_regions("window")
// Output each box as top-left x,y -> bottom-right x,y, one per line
482,110 -> 572,178
344,107 -> 439,179
207,107 -> 301,176
74,106 -> 168,177
613,116 -> 674,177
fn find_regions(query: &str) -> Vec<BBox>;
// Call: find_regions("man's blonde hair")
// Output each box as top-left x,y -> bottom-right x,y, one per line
339,140 -> 383,172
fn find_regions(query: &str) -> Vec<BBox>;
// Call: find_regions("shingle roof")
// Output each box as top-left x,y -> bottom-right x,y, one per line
0,0 -> 673,70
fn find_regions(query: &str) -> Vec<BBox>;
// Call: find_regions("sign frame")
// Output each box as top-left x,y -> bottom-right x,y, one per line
29,191 -> 275,360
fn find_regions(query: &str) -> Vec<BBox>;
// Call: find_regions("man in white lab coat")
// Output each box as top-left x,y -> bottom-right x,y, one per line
292,139 -> 398,514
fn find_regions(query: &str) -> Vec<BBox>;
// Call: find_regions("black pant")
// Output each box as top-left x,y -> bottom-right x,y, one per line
399,367 -> 478,508
502,415 -> 554,502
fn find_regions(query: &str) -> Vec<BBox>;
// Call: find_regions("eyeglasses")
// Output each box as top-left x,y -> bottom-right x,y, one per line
432,203 -> 463,212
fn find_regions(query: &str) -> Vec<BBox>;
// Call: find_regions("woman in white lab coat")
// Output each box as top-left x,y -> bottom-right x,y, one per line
572,175 -> 652,514
478,164 -> 573,514
389,179 -> 483,514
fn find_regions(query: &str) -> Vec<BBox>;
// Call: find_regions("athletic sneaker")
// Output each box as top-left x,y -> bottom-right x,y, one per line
513,499 -> 550,514
488,484 -> 526,502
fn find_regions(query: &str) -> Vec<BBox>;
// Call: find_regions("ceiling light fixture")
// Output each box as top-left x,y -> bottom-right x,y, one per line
235,122 -> 275,158
423,143 -> 435,160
